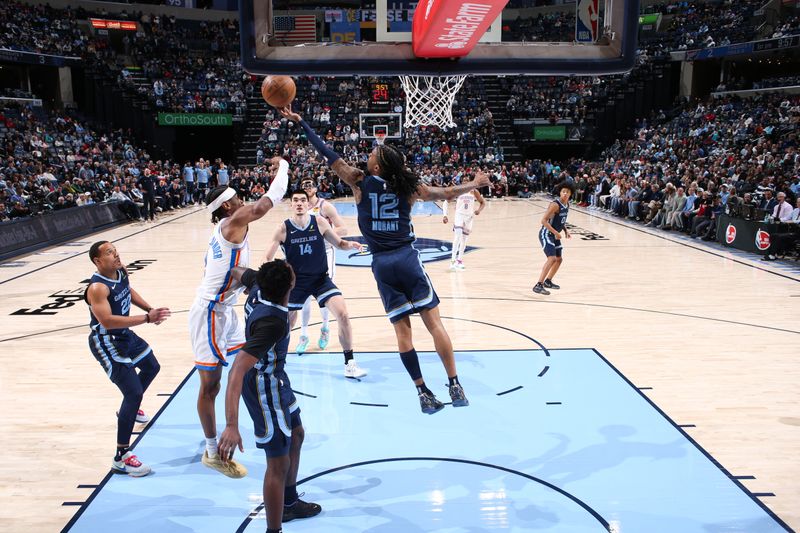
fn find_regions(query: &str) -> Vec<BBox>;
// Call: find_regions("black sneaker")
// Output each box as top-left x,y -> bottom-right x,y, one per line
448,384 -> 469,407
532,283 -> 550,295
283,499 -> 322,522
419,391 -> 445,414
543,279 -> 560,290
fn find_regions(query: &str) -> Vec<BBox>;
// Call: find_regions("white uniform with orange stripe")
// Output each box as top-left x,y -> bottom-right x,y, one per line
309,198 -> 336,278
189,219 -> 249,370
454,192 -> 477,235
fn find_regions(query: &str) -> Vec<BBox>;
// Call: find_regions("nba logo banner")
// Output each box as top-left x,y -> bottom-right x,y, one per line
576,0 -> 599,43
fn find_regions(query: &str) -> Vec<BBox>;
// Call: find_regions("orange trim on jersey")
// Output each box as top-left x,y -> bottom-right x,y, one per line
227,343 -> 245,353
195,361 -> 219,369
219,249 -> 242,303
209,312 -> 225,360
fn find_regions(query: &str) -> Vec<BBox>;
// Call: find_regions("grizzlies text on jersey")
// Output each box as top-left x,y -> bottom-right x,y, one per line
281,216 -> 328,278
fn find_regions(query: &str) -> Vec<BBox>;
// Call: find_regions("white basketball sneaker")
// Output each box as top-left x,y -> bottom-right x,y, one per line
112,451 -> 152,477
344,360 -> 368,379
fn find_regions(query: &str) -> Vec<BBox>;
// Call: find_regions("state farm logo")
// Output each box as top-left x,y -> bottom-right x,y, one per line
755,229 -> 771,251
725,224 -> 736,244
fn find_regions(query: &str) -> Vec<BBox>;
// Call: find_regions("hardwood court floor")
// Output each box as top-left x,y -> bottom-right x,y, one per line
0,197 -> 797,531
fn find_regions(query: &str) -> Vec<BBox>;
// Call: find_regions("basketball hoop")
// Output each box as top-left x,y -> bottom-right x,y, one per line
399,75 -> 467,129
375,132 -> 387,145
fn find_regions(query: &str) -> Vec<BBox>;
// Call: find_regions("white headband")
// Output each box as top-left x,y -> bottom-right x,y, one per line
207,188 -> 237,212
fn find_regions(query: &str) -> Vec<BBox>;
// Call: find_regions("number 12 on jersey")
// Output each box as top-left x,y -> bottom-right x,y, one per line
369,193 -> 399,219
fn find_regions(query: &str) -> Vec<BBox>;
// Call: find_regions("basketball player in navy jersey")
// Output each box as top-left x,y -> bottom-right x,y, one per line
294,177 -> 348,354
265,189 -> 367,378
534,181 -> 575,295
280,105 -> 491,414
85,241 -> 171,477
218,260 -> 321,533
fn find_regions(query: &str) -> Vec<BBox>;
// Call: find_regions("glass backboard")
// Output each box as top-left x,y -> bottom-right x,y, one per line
240,0 -> 640,77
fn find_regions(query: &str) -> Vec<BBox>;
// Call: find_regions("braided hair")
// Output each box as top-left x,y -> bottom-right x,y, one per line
376,144 -> 420,201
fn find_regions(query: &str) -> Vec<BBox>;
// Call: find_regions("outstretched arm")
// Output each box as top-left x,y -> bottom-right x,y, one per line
279,105 -> 364,190
226,157 -> 289,231
217,350 -> 258,461
264,222 -> 287,262
474,190 -> 486,215
87,283 -> 170,329
540,203 -> 561,238
417,171 -> 492,202
318,216 -> 363,252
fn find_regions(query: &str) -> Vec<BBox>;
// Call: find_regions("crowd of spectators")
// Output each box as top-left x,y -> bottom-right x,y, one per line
0,1 -> 87,57
753,75 -> 800,90
254,76 -> 506,189
0,102 -> 251,222
502,11 -> 575,42
660,0 -> 764,50
561,93 -> 800,256
107,15 -> 248,115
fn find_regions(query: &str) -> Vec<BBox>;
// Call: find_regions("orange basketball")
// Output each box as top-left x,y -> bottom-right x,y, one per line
261,75 -> 296,108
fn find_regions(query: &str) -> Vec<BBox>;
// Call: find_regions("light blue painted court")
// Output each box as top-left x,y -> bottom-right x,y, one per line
64,348 -> 789,532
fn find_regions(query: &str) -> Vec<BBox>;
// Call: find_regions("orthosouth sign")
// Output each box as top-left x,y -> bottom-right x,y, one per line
157,113 -> 233,127
334,237 -> 475,267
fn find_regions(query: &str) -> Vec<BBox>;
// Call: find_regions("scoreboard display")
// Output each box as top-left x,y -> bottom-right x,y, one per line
371,82 -> 390,106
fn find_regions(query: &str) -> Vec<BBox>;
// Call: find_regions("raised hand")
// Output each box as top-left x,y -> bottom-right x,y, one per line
278,105 -> 302,123
473,171 -> 491,189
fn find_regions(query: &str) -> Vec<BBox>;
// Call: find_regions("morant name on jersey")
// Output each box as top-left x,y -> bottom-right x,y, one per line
372,220 -> 399,232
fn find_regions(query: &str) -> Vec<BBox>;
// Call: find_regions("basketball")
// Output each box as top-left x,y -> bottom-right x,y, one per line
261,75 -> 296,108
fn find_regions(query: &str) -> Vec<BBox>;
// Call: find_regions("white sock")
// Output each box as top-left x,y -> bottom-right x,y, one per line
300,299 -> 311,337
457,234 -> 468,260
451,229 -> 463,262
206,437 -> 218,457
320,306 -> 330,329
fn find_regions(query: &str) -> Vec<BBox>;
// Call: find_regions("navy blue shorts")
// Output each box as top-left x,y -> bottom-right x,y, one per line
241,368 -> 301,458
88,329 -> 153,380
371,246 -> 440,323
538,227 -> 563,257
288,274 -> 340,310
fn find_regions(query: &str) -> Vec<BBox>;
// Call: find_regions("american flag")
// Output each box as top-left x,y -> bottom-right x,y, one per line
273,15 -> 317,45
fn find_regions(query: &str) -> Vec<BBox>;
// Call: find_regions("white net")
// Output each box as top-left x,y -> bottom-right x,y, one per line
399,75 -> 467,129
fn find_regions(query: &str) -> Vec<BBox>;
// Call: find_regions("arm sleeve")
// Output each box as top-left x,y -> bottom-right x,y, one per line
240,268 -> 259,291
243,317 -> 286,356
299,120 -> 341,165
